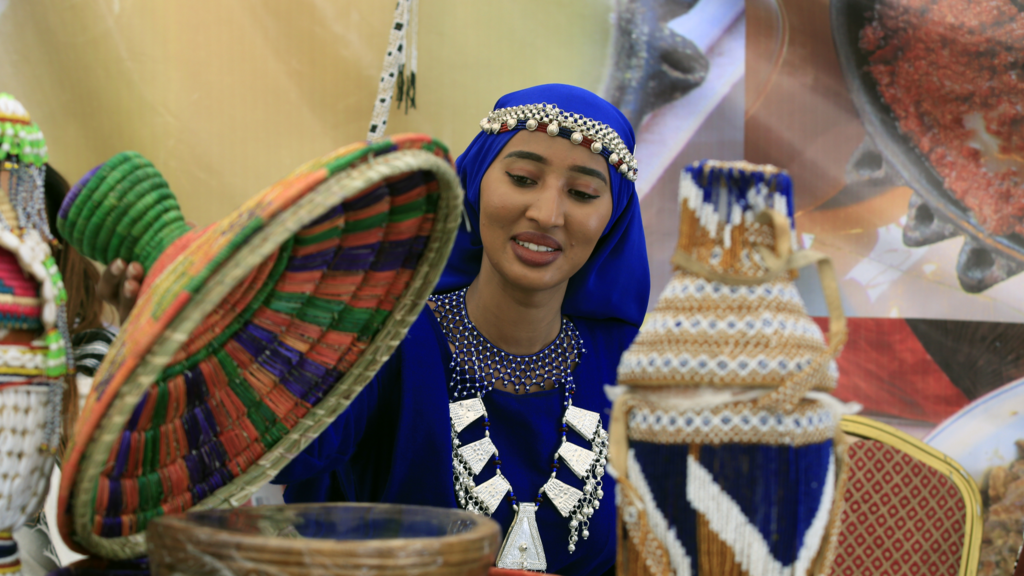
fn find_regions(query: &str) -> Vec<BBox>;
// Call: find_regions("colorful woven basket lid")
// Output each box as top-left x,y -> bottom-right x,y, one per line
55,134 -> 464,559
617,160 -> 845,402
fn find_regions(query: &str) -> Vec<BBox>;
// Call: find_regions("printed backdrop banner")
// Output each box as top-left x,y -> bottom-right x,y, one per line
0,0 -> 1018,454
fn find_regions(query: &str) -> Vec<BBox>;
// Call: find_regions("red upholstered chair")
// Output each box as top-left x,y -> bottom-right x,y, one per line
830,416 -> 983,576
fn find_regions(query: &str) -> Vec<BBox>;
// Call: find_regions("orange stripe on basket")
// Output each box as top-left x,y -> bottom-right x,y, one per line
291,238 -> 342,257
274,270 -> 324,293
252,307 -> 292,335
296,214 -> 345,238
340,228 -> 387,248
223,340 -> 254,372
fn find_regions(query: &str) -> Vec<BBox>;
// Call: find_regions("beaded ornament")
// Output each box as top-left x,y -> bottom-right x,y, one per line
0,93 -> 73,576
480,103 -> 639,182
609,160 -> 850,576
433,288 -> 608,570
432,288 -> 584,400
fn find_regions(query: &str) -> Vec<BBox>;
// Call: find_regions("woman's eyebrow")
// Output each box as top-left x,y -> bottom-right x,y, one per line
504,150 -> 608,185
569,165 -> 608,185
503,150 -> 547,164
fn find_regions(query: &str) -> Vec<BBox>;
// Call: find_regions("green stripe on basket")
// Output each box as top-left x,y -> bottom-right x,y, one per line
329,307 -> 375,333
294,226 -> 342,246
265,291 -> 307,315
295,296 -> 347,328
344,211 -> 389,233
389,197 -> 427,222
358,308 -> 391,340
143,428 -> 160,475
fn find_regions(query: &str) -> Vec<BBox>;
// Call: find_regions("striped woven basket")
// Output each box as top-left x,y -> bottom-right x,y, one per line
55,134 -> 464,559
609,160 -> 851,576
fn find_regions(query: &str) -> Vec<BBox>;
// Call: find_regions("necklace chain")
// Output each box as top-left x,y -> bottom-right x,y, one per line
432,289 -> 608,564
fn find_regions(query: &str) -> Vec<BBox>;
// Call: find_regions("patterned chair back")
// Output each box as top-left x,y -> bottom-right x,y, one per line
832,416 -> 982,576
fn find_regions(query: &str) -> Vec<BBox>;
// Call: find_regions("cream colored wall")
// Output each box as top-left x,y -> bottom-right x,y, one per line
0,0 -> 611,226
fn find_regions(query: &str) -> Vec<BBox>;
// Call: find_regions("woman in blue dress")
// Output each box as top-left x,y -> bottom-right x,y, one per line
275,84 -> 650,576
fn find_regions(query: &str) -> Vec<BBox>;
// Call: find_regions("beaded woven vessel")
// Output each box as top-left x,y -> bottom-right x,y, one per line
609,161 -> 850,576
54,134 -> 464,559
0,93 -> 71,576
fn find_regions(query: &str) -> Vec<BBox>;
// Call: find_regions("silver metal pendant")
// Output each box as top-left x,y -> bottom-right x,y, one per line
565,406 -> 601,441
458,437 -> 496,475
472,474 -> 511,515
541,478 -> 583,518
496,502 -> 547,572
557,442 -> 596,479
450,398 -> 486,433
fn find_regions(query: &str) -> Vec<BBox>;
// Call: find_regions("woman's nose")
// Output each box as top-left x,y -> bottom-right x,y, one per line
524,184 -> 565,229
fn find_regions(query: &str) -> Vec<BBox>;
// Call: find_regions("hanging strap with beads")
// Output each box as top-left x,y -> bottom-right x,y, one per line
366,0 -> 420,141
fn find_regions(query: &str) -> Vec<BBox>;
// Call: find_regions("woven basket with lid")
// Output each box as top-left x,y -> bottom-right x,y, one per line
55,134 -> 464,560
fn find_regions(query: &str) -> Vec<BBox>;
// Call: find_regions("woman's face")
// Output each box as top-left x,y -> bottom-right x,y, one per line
478,130 -> 614,293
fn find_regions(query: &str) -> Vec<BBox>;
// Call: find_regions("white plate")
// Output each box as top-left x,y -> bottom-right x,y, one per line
925,377 -> 1024,484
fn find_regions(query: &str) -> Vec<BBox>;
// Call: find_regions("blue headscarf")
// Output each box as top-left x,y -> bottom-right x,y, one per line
435,84 -> 650,328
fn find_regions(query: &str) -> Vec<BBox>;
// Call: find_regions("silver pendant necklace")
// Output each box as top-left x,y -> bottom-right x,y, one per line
434,289 -> 609,572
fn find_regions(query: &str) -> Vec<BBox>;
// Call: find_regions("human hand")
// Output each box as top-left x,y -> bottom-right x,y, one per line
98,259 -> 144,323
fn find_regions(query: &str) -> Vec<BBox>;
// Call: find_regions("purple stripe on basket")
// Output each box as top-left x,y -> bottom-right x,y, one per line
125,389 -> 149,432
60,164 -> 102,219
198,404 -> 220,441
111,431 -> 132,479
237,324 -> 275,358
183,453 -> 202,487
401,235 -> 429,269
182,410 -> 201,451
330,243 -> 382,271
261,341 -> 302,379
303,368 -> 342,405
343,185 -> 388,211
106,479 -> 122,517
286,249 -> 335,271
183,369 -> 209,408
280,358 -> 330,398
370,238 -> 416,272
388,173 -> 427,197
100,515 -> 123,538
309,202 -> 346,226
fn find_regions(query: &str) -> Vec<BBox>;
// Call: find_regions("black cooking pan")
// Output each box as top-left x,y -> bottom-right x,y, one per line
830,0 -> 1024,293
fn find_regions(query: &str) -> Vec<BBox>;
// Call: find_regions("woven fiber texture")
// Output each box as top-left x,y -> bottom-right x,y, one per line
617,161 -> 840,392
146,503 -> 500,576
56,134 -> 464,559
610,161 -> 850,576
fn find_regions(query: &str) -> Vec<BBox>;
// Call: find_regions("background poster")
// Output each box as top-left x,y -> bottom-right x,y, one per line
746,0 -> 1024,439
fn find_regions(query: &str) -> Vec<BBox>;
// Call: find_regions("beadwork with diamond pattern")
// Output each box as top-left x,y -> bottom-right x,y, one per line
432,288 -> 583,398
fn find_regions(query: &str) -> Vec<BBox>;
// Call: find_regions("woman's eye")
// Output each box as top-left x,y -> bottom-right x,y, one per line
505,172 -> 535,186
569,189 -> 600,201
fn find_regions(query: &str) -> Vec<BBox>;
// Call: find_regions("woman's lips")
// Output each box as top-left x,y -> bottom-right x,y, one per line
510,232 -> 562,267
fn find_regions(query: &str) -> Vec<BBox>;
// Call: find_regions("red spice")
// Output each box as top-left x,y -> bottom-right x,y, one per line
861,0 -> 1024,237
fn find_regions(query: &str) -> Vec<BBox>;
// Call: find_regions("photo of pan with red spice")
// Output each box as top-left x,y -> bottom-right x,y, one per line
830,0 -> 1024,293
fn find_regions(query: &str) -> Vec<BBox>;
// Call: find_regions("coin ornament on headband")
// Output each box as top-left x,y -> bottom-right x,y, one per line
480,103 -> 639,182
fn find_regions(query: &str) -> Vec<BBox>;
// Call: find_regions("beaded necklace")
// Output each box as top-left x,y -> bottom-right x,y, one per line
432,289 -> 609,572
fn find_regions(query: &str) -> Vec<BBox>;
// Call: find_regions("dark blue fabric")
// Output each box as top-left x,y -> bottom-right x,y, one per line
435,84 -> 650,328
276,306 -> 637,576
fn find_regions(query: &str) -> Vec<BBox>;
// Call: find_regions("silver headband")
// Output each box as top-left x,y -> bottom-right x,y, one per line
479,103 -> 638,182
